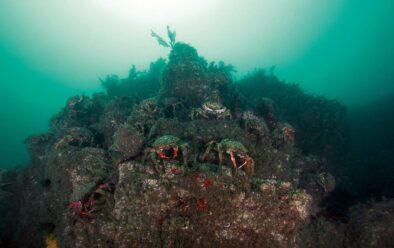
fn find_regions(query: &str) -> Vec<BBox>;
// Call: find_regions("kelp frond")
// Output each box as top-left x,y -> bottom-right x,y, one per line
151,26 -> 177,48
151,30 -> 170,48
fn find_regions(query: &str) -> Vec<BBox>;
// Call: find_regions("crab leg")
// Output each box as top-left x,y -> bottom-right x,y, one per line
158,151 -> 169,159
238,160 -> 247,169
229,150 -> 237,169
201,147 -> 210,161
157,145 -> 172,159
173,146 -> 178,158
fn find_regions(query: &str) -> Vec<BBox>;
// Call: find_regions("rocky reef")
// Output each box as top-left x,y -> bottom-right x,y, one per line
0,37 -> 392,247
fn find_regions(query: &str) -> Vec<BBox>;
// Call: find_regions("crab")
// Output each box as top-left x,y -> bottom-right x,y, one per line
66,95 -> 90,119
162,97 -> 185,118
201,139 -> 255,175
67,95 -> 85,108
282,124 -> 295,142
316,172 -> 336,193
190,101 -> 232,120
54,127 -> 94,149
69,182 -> 114,218
143,135 -> 190,169
134,98 -> 160,118
273,123 -> 296,147
241,111 -> 269,138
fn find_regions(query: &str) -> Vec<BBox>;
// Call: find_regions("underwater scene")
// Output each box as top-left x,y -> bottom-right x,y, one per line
0,1 -> 393,247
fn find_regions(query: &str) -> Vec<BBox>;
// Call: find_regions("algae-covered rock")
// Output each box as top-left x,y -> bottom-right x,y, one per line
111,123 -> 144,160
110,161 -> 312,247
1,36 -> 363,247
345,199 -> 394,247
160,43 -> 229,109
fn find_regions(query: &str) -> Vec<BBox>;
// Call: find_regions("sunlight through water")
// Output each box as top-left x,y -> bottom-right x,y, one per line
94,0 -> 220,24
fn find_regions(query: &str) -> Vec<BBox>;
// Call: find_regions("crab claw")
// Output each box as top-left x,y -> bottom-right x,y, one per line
238,161 -> 247,169
69,201 -> 83,214
173,146 -> 178,158
158,151 -> 170,159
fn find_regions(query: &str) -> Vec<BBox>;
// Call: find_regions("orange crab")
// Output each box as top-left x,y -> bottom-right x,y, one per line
282,123 -> 295,143
143,135 -> 190,166
69,183 -> 113,218
201,139 -> 255,175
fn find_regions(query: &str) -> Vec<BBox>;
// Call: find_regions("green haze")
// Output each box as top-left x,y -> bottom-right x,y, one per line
0,0 -> 393,167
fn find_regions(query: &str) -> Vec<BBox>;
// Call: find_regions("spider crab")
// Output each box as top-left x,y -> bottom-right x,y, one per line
241,111 -> 269,138
275,123 -> 296,146
190,101 -> 232,120
134,98 -> 160,118
143,135 -> 190,167
201,139 -> 255,175
282,123 -> 295,142
69,182 -> 114,218
316,172 -> 336,193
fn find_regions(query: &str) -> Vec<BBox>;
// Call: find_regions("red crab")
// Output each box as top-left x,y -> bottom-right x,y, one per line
69,183 -> 113,218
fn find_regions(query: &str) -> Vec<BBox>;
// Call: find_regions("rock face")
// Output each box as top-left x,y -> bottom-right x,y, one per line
345,200 -> 394,247
110,161 -> 311,247
0,42 -> 389,247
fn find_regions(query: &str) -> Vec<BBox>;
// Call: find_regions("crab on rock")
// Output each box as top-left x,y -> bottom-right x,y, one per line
201,139 -> 255,175
69,182 -> 114,218
143,135 -> 190,167
273,123 -> 296,147
134,98 -> 160,118
190,101 -> 232,120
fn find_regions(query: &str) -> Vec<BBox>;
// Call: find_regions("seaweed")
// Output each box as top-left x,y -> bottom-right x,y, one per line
101,58 -> 166,100
235,70 -> 350,164
151,25 -> 177,48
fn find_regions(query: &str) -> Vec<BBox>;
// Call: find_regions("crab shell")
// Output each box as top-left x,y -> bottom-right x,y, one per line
202,101 -> 227,114
141,99 -> 158,111
282,123 -> 295,138
220,139 -> 248,153
152,135 -> 180,148
150,135 -> 183,159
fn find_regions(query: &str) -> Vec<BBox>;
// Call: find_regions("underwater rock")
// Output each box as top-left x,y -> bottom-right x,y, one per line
300,199 -> 394,248
25,133 -> 55,163
254,97 -> 278,130
96,96 -> 136,148
2,38 -> 376,247
272,122 -> 296,148
50,95 -> 104,131
295,155 -> 336,210
111,123 -> 144,160
236,70 -> 349,163
160,43 -> 229,109
108,161 -> 313,247
54,127 -> 95,149
299,216 -> 347,248
345,199 -> 394,247
240,110 -> 270,142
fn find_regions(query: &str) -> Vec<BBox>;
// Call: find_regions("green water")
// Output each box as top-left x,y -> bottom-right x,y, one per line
0,0 -> 393,168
